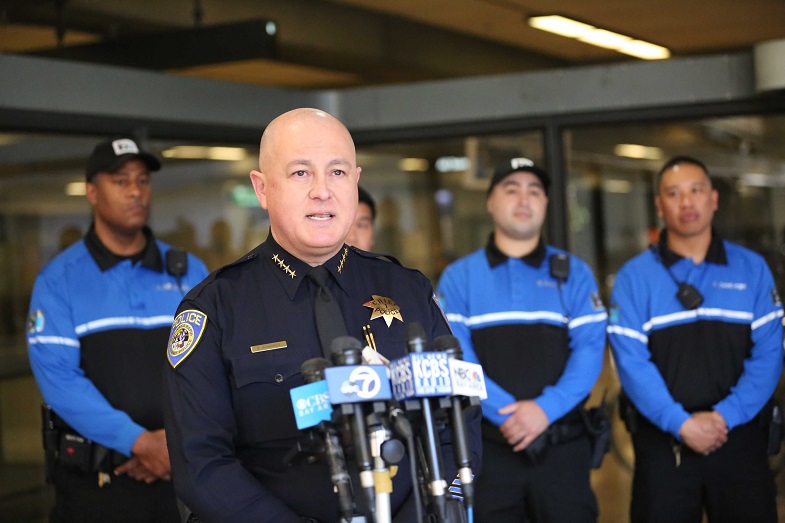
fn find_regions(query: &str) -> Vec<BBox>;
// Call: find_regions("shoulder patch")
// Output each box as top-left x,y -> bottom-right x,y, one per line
27,309 -> 45,333
168,309 -> 208,368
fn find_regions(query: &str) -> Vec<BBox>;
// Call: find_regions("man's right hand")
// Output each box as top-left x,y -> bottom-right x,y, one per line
115,429 -> 172,483
679,411 -> 727,455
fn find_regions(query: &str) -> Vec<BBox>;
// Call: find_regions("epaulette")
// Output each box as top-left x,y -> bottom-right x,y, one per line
348,245 -> 402,266
181,251 -> 259,302
215,251 -> 258,275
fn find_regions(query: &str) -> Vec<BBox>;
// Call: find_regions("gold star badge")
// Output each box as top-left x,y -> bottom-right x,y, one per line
363,295 -> 403,327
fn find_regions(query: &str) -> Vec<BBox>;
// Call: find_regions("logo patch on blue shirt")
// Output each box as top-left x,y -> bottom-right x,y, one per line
168,309 -> 207,368
27,310 -> 44,333
772,288 -> 782,307
591,292 -> 604,310
609,304 -> 620,324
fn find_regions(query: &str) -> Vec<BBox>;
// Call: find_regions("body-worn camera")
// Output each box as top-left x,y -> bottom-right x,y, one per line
677,282 -> 704,310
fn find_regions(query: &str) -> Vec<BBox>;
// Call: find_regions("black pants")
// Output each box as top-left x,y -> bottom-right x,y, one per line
630,420 -> 777,523
474,435 -> 598,523
51,465 -> 180,523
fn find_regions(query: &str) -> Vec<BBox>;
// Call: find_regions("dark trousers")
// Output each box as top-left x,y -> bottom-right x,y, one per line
630,420 -> 777,523
51,465 -> 180,523
474,435 -> 598,523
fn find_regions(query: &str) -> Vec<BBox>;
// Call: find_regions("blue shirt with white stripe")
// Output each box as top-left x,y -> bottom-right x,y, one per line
27,226 -> 208,456
437,237 -> 608,426
608,231 -> 784,437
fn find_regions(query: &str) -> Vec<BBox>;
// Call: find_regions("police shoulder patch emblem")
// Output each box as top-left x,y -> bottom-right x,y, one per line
168,309 -> 208,368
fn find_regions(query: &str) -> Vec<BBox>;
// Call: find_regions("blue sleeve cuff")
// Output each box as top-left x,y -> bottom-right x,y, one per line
665,410 -> 691,439
534,397 -> 557,425
118,424 -> 147,457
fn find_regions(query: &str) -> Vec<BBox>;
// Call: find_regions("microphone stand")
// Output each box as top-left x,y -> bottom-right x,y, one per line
331,337 -> 377,523
298,358 -> 355,522
405,323 -> 449,523
433,336 -> 476,511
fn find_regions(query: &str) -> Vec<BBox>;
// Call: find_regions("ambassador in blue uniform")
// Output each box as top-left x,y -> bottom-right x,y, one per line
608,156 -> 783,522
163,108 -> 481,523
437,159 -> 608,523
27,137 -> 208,522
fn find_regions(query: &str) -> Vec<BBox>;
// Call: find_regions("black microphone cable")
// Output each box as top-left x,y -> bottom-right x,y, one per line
389,404 -> 424,523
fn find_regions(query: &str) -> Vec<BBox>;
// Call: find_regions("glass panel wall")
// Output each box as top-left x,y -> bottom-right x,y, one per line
565,115 -> 785,300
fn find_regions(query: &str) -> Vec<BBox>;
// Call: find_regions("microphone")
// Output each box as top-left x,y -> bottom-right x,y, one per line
389,323 -> 450,522
432,335 -> 477,509
327,336 -> 386,521
291,358 -> 354,522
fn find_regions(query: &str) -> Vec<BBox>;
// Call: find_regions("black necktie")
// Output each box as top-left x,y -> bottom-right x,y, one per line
307,265 -> 348,358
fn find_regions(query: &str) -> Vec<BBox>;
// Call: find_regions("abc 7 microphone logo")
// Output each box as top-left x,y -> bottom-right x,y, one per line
341,367 -> 382,399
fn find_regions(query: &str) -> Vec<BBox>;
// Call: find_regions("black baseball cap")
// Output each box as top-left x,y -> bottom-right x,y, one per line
487,157 -> 550,196
85,137 -> 161,181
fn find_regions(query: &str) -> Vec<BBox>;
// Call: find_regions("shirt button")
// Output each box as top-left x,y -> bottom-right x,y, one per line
274,373 -> 284,383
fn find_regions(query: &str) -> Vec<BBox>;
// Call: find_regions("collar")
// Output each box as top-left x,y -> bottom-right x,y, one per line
261,233 -> 352,301
656,228 -> 727,267
485,233 -> 547,269
84,224 -> 163,272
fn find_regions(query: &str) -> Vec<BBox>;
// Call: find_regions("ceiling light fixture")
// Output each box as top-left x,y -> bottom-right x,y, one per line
65,182 -> 86,196
398,158 -> 429,172
162,146 -> 248,161
614,144 -> 665,160
27,19 -> 277,70
528,15 -> 670,60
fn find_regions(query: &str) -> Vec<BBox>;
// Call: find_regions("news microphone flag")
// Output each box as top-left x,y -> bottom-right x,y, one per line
390,352 -> 452,401
448,359 -> 488,400
324,365 -> 392,404
290,380 -> 333,430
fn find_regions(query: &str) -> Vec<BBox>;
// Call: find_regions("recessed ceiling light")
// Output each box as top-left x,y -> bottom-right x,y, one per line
528,15 -> 670,60
66,182 -> 86,196
614,144 -> 665,160
162,146 -> 247,161
398,158 -> 429,172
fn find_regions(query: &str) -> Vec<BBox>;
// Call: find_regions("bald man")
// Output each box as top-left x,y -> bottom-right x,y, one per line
163,109 -> 481,523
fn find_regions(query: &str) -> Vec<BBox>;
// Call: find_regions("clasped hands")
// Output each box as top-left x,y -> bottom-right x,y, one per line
678,411 -> 728,456
114,429 -> 172,483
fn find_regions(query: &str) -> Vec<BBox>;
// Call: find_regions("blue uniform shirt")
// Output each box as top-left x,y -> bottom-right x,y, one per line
164,234 -> 482,523
27,225 -> 208,455
608,231 -> 784,437
437,237 -> 607,427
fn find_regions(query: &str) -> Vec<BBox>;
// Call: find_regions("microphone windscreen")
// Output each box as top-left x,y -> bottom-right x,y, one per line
301,357 -> 331,384
330,336 -> 364,365
432,335 -> 463,360
405,322 -> 427,353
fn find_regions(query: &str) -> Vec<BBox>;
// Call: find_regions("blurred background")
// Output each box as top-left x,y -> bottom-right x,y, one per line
3,1 -> 785,520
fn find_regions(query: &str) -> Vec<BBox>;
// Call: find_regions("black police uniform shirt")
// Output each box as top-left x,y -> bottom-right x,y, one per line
164,234 -> 481,523
27,225 -> 209,456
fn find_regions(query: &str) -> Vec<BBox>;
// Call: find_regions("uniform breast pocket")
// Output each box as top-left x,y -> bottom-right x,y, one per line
365,323 -> 408,362
230,349 -> 304,442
